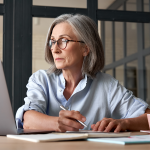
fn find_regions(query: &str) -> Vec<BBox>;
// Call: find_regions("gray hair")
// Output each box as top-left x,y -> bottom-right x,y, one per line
45,14 -> 104,79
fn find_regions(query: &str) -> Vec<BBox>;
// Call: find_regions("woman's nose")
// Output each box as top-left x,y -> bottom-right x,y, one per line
52,42 -> 61,53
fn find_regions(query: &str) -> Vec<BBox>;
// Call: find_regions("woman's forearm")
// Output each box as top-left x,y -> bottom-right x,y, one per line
126,108 -> 150,131
23,110 -> 59,131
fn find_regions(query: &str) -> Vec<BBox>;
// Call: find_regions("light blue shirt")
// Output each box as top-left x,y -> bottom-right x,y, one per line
16,70 -> 149,130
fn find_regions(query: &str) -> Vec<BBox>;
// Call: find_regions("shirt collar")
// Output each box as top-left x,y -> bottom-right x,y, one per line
58,73 -> 88,92
59,73 -> 66,89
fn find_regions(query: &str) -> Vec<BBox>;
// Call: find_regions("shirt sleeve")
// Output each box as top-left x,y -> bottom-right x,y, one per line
109,78 -> 149,119
15,70 -> 49,129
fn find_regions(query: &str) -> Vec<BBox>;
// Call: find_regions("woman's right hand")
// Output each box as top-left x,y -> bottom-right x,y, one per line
56,110 -> 86,132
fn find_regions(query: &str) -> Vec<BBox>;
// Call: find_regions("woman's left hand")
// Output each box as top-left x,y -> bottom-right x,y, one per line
91,117 -> 129,132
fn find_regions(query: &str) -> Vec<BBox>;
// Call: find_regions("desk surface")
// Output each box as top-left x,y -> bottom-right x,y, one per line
0,132 -> 150,150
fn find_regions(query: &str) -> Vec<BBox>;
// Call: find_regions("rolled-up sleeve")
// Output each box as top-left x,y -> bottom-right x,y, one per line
15,70 -> 49,129
109,78 -> 149,119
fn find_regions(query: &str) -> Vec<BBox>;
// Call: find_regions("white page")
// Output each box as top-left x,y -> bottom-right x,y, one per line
67,130 -> 130,137
7,133 -> 88,142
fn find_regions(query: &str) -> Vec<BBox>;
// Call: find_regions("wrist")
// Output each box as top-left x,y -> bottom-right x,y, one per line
54,117 -> 60,131
124,118 -> 131,131
47,116 -> 59,131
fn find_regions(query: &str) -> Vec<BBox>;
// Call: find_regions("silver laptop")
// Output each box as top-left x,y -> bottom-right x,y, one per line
0,59 -> 52,135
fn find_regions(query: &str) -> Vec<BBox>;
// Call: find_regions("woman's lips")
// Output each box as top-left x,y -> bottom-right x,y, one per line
55,58 -> 63,61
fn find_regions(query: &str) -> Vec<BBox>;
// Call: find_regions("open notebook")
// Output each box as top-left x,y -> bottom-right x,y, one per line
7,133 -> 88,142
7,131 -> 130,142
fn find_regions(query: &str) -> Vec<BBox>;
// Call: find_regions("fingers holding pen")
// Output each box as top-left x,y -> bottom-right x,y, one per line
59,110 -> 86,122
58,117 -> 83,130
58,110 -> 86,132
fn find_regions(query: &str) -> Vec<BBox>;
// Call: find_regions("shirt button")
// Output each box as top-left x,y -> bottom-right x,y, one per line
59,89 -> 62,92
66,107 -> 69,110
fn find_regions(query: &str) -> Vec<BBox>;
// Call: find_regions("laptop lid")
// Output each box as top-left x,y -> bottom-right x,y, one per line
0,59 -> 54,135
0,60 -> 17,135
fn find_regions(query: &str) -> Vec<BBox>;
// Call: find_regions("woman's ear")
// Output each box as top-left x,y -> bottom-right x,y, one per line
83,45 -> 90,57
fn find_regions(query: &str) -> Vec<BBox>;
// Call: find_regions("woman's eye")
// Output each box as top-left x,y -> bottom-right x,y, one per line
61,38 -> 68,42
51,40 -> 55,43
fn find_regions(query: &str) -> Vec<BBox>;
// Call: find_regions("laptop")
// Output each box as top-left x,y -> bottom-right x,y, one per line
0,59 -> 52,135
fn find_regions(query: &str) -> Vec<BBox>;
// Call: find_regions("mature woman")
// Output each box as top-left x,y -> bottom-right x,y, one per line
16,14 -> 150,132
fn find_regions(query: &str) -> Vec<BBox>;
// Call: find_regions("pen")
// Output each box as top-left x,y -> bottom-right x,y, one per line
60,105 -> 87,128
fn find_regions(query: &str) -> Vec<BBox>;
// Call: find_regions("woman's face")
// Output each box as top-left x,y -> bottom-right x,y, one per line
50,22 -> 87,72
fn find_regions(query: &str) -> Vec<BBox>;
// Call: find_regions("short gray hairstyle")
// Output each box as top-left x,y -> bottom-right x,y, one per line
45,14 -> 104,79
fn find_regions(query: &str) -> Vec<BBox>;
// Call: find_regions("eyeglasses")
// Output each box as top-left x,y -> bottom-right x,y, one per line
48,38 -> 84,50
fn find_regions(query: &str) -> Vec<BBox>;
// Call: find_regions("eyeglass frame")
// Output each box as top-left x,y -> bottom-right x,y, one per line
48,38 -> 85,50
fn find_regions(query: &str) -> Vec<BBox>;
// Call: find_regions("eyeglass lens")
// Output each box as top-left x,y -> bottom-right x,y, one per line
49,38 -> 67,50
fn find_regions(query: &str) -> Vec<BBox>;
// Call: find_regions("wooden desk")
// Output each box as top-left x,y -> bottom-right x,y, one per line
0,132 -> 150,150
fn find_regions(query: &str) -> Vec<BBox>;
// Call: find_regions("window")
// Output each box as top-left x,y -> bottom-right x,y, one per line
98,0 -> 115,9
144,23 -> 150,49
126,60 -> 138,97
0,16 -> 3,61
145,55 -> 150,105
116,65 -> 124,86
115,22 -> 124,61
32,17 -> 54,73
105,21 -> 113,65
127,22 -> 137,56
33,0 -> 87,8
105,69 -> 113,76
126,0 -> 137,11
144,0 -> 149,12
